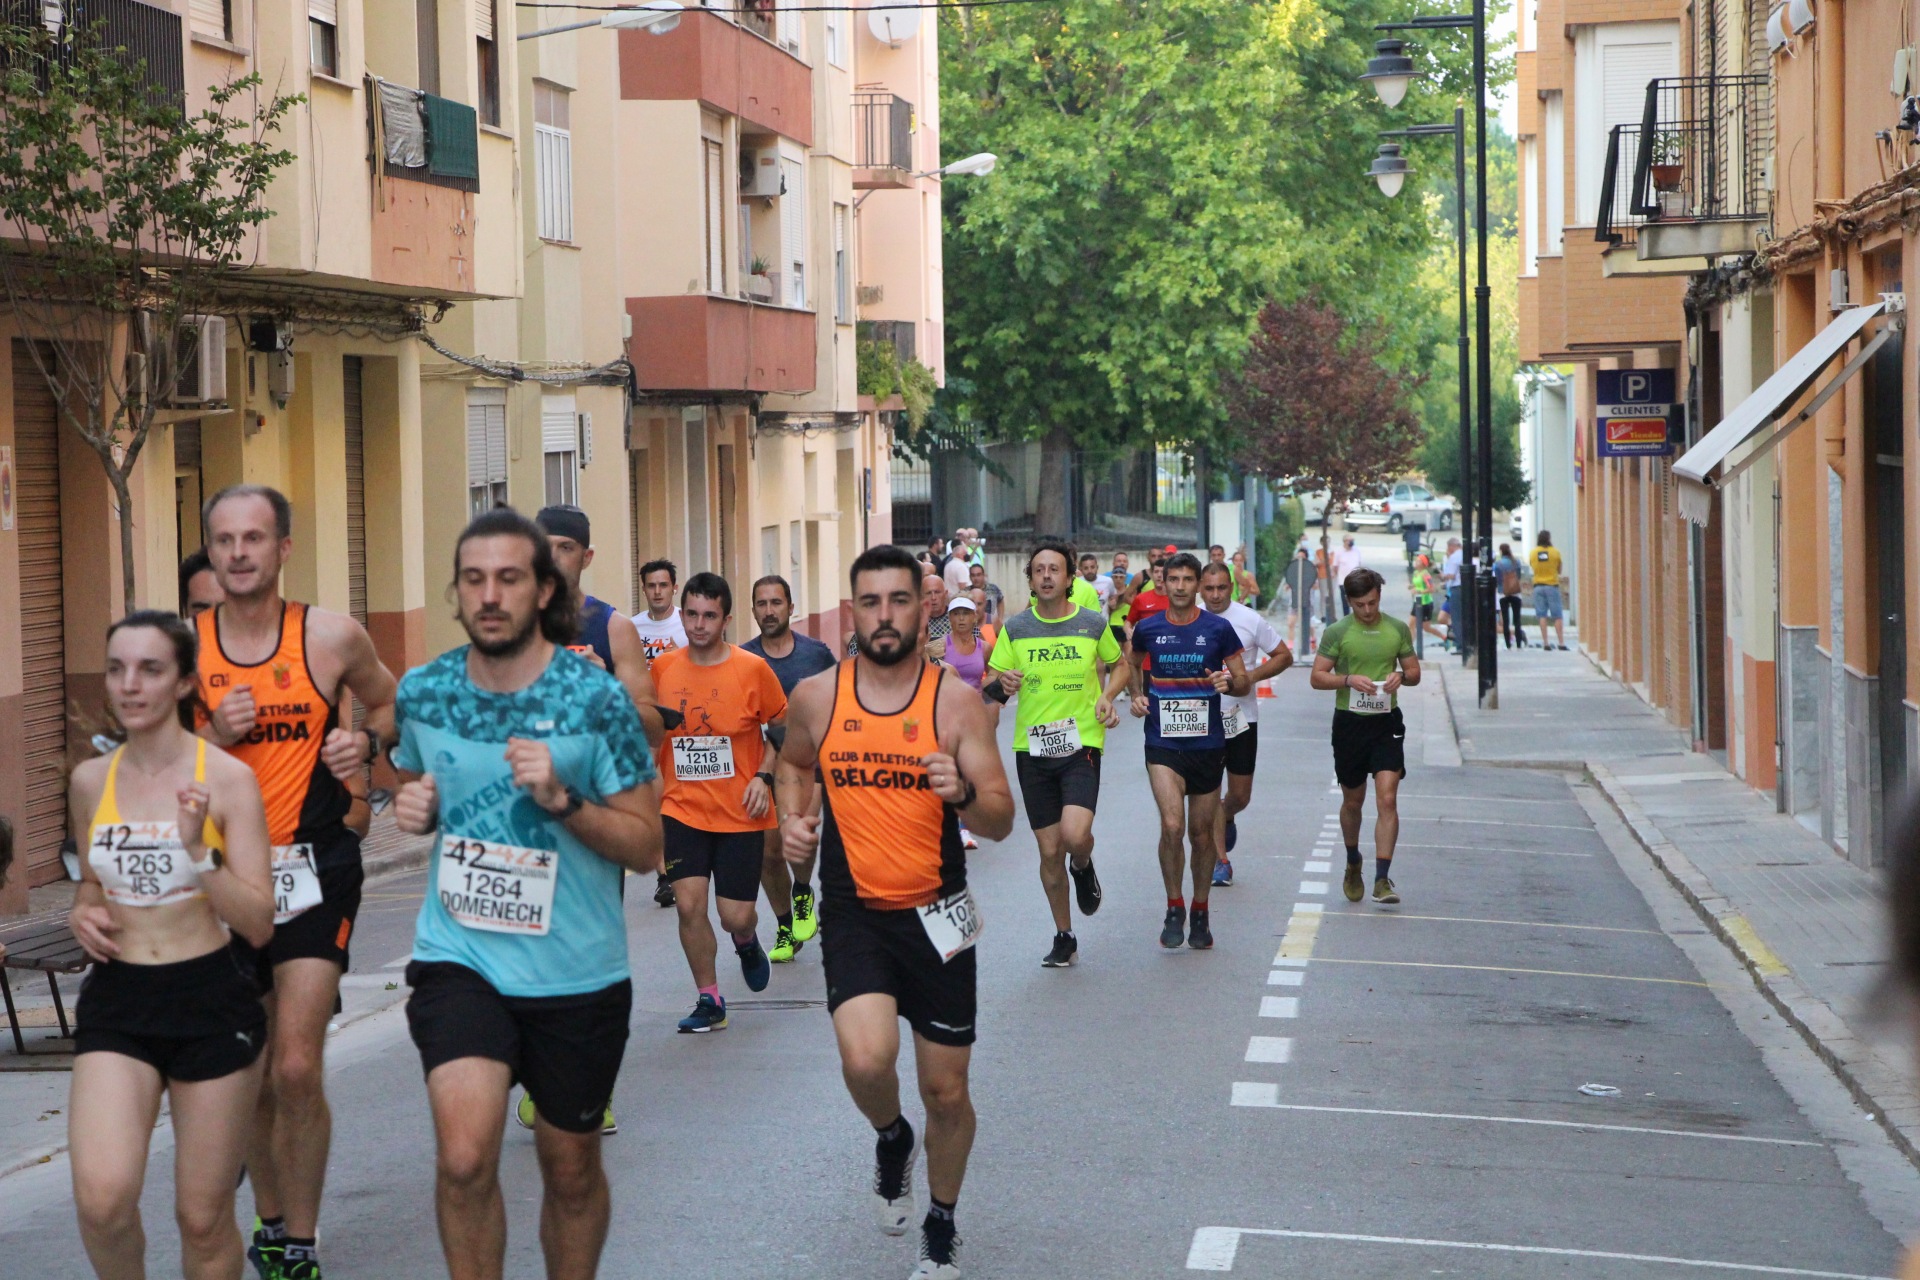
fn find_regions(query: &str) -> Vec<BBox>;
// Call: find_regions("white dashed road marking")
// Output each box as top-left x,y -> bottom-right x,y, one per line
1244,1036 -> 1292,1064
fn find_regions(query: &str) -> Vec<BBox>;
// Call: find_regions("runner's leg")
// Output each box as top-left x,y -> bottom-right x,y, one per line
261,957 -> 342,1242
1373,767 -> 1401,877
716,896 -> 760,951
912,1035 -> 975,1206
1338,781 -> 1367,860
1214,771 -> 1252,860
533,1121 -> 609,1280
1187,788 -> 1222,906
246,992 -> 283,1221
759,829 -> 793,920
426,1056 -> 512,1280
1147,765 -> 1190,899
831,993 -> 903,1127
1034,823 -> 1071,933
673,874 -> 719,990
70,1052 -> 163,1279
169,1060 -> 265,1280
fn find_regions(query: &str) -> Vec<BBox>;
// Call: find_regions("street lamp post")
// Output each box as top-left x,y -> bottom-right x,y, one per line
1358,2 -> 1498,708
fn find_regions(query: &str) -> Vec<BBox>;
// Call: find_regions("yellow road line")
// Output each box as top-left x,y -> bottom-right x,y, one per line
1327,912 -> 1661,936
1309,957 -> 1711,987
1721,915 -> 1790,978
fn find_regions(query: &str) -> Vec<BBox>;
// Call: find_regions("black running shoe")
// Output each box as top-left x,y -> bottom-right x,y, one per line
912,1218 -> 962,1279
874,1120 -> 918,1236
1160,903 -> 1186,949
652,875 -> 674,908
1041,931 -> 1077,968
1068,858 -> 1102,916
1224,817 -> 1239,853
1188,907 -> 1214,950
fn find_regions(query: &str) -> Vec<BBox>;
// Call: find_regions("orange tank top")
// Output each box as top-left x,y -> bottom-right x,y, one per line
816,660 -> 963,910
196,602 -> 350,848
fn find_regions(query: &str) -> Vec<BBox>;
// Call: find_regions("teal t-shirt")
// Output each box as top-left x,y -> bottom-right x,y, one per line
1319,614 -> 1415,712
394,646 -> 655,998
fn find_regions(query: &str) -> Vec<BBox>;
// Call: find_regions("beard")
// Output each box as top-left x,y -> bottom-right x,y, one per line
856,624 -> 916,667
758,613 -> 788,638
463,607 -> 541,659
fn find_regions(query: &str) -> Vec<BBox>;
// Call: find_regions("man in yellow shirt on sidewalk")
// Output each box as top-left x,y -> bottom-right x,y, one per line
1531,531 -> 1567,651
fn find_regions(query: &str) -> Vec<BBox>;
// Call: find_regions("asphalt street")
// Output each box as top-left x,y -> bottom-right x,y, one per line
2,566 -> 1917,1277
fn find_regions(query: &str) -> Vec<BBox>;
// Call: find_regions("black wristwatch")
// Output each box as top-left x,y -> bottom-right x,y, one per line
362,728 -> 382,766
956,777 -> 977,809
547,786 -> 585,820
755,771 -> 774,787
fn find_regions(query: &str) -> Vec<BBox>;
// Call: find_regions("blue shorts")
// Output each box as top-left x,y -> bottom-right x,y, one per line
1534,584 -> 1564,621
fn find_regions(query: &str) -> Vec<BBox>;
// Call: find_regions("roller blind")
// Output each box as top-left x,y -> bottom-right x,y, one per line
467,388 -> 507,486
541,396 -> 577,453
781,157 -> 805,307
309,0 -> 337,24
189,0 -> 229,39
472,0 -> 492,38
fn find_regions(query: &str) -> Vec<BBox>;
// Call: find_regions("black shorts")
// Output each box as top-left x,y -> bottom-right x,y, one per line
1014,747 -> 1102,829
821,898 -> 976,1047
1412,602 -> 1434,622
1331,708 -> 1408,790
1223,723 -> 1259,778
1144,745 -> 1227,796
1109,623 -> 1125,646
74,945 -> 266,1082
242,838 -> 364,991
405,961 -> 631,1134
661,815 -> 765,901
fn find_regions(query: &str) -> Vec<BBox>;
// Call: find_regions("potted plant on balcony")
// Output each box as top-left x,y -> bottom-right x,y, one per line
1650,131 -> 1685,192
747,257 -> 774,301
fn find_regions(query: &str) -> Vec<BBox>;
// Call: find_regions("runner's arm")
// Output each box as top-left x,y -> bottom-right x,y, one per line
606,613 -> 666,746
775,671 -> 832,865
935,677 -> 1015,842
1099,652 -> 1133,705
1308,653 -> 1348,691
1393,651 -> 1422,689
563,781 -> 663,874
64,761 -> 120,962
323,610 -> 399,753
1219,650 -> 1252,699
199,751 -> 276,947
1245,646 -> 1293,684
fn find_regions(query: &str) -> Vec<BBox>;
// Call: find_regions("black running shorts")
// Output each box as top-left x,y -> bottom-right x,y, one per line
1331,708 -> 1408,790
1223,723 -> 1259,778
74,945 -> 266,1082
1144,745 -> 1227,796
662,815 -> 765,902
243,834 -> 363,992
1013,747 -> 1102,830
820,898 -> 976,1047
405,961 -> 631,1134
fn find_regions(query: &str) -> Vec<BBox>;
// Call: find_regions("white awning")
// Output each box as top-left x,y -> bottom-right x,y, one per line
1674,300 -> 1893,525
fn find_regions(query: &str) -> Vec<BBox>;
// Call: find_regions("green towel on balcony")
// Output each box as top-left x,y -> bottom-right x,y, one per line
423,92 -> 479,183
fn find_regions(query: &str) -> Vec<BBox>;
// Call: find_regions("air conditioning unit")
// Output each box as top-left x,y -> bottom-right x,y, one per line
171,316 -> 228,405
739,147 -> 783,198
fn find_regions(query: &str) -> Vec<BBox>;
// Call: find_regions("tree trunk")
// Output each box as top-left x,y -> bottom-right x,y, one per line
1035,425 -> 1074,538
111,464 -> 136,616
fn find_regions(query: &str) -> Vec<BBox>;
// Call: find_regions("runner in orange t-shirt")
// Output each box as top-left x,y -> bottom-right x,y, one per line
650,572 -> 788,1032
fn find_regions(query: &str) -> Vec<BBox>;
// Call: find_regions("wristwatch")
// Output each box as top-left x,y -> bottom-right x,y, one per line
362,728 -> 382,766
189,844 -> 224,874
755,771 -> 775,787
547,786 -> 585,820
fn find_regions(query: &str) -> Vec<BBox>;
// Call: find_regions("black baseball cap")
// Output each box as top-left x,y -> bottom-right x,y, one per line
535,505 -> 591,546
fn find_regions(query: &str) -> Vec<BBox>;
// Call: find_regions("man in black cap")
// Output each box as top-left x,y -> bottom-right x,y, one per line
536,505 -> 663,745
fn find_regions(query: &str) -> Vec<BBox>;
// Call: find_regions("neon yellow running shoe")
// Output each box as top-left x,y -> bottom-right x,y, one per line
791,885 -> 819,942
516,1092 -> 537,1130
769,923 -> 799,963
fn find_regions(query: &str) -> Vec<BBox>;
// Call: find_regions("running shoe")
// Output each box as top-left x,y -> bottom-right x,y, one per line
652,875 -> 675,908
1211,858 -> 1233,887
792,886 -> 819,942
1372,877 -> 1400,904
1343,862 -> 1364,902
247,1223 -> 283,1280
737,935 -> 772,992
1224,817 -> 1239,853
960,824 -> 979,851
1041,931 -> 1077,968
1068,858 -> 1102,916
874,1120 -> 918,1236
911,1222 -> 962,1279
280,1252 -> 322,1280
601,1106 -> 618,1136
1187,907 -> 1214,950
677,993 -> 728,1033
769,923 -> 800,963
1159,903 -> 1186,949
515,1091 -> 536,1130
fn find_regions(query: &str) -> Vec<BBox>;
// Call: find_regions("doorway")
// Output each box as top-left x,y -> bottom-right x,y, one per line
1864,254 -> 1906,858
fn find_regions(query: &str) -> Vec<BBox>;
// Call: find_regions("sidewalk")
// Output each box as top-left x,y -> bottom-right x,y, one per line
1435,637 -> 1920,1169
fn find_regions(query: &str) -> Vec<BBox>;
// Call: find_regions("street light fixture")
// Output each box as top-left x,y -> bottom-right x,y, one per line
855,153 -> 999,208
1359,39 -> 1416,109
519,0 -> 685,41
1367,143 -> 1412,199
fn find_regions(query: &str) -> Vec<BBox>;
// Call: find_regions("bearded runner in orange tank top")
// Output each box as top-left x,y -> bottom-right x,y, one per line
197,485 -> 398,1279
777,545 -> 1011,1279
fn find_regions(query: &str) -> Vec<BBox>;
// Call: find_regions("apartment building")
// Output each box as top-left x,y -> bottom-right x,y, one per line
1531,0 -> 1917,868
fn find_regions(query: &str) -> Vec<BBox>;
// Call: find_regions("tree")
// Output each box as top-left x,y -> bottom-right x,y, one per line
1418,387 -> 1530,513
1222,295 -> 1425,527
0,20 -> 299,611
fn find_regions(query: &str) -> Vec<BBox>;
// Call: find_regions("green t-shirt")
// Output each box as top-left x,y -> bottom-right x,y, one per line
1319,614 -> 1415,712
988,604 -> 1123,751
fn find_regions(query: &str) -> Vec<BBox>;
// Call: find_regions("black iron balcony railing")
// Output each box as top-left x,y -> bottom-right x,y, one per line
854,92 -> 913,172
1,0 -> 184,107
1595,122 -> 1647,249
1599,73 -> 1769,256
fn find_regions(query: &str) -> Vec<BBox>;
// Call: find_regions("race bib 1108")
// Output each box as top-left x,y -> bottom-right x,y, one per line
1159,698 -> 1211,738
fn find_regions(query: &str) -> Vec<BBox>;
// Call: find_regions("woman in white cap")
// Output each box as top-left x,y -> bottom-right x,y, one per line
930,595 -> 995,849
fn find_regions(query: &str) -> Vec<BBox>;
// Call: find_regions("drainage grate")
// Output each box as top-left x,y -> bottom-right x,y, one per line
726,999 -> 827,1011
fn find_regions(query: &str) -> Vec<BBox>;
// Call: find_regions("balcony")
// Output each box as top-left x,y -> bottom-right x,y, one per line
1598,74 -> 1770,265
627,294 -> 815,395
368,79 -> 481,294
1,0 -> 184,107
619,9 -> 812,146
854,93 -> 914,189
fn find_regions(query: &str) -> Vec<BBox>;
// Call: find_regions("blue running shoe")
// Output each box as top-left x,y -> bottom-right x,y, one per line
677,993 -> 728,1033
1212,858 -> 1233,887
737,936 -> 772,992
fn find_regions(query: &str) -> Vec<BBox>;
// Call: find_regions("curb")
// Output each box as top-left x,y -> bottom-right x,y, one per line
0,1142 -> 66,1180
1587,761 -> 1920,1175
361,835 -> 433,885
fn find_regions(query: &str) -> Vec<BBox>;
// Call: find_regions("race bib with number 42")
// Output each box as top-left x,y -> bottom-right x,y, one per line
672,735 -> 736,782
1027,718 -> 1083,758
1222,702 -> 1249,739
272,843 -> 323,924
918,886 -> 984,962
1348,684 -> 1392,715
437,834 -> 559,936
1159,698 -> 1211,738
88,822 -> 203,907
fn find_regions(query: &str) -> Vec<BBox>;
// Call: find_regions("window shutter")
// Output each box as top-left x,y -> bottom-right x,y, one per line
536,123 -> 572,241
472,0 -> 493,38
190,0 -> 229,39
542,396 -> 577,454
704,139 -> 725,291
466,402 -> 489,488
468,387 -> 507,486
1601,42 -> 1672,133
781,157 -> 805,307
578,411 -> 593,467
309,0 -> 337,24
833,203 -> 849,322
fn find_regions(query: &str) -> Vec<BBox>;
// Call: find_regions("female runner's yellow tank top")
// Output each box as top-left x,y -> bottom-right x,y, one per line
87,739 -> 225,907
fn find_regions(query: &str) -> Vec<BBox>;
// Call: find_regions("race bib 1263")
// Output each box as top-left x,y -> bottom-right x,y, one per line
437,834 -> 559,936
88,822 -> 202,907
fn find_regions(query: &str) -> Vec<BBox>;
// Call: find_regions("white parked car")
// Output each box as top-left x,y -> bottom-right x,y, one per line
1280,485 -> 1333,526
1347,481 -> 1455,533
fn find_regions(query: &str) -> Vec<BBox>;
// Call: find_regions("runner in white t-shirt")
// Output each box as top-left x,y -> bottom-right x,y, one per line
1200,561 -> 1294,885
634,558 -> 689,907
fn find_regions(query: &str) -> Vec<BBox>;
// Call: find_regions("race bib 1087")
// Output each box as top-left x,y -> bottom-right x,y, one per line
437,834 -> 559,936
1027,718 -> 1083,758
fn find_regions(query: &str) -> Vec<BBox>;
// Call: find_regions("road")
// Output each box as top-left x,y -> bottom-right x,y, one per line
3,573 -> 1917,1277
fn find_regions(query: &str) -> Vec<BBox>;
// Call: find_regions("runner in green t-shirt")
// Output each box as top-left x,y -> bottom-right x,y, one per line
990,541 -> 1134,968
1311,567 -> 1420,906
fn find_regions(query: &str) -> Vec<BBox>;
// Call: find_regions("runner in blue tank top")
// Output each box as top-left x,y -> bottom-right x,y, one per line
1127,552 -> 1249,951
536,506 -> 663,745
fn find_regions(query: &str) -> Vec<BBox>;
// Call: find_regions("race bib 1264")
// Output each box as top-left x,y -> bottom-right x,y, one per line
437,835 -> 559,936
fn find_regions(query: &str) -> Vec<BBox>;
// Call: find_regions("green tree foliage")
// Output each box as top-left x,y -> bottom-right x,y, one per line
0,21 -> 299,610
1418,385 -> 1530,512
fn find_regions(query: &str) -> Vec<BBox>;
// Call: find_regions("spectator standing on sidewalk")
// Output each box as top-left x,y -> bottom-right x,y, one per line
1532,531 -> 1568,651
1493,543 -> 1529,649
922,571 -> 952,646
1439,537 -> 1464,648
1284,547 -> 1315,639
1231,549 -> 1259,607
1331,536 -> 1364,617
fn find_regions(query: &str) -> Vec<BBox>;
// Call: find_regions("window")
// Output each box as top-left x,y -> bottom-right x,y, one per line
833,203 -> 849,322
416,0 -> 440,94
683,408 -> 711,573
825,4 -> 845,67
1521,136 -> 1540,274
475,0 -> 500,126
781,156 -> 806,307
535,83 -> 573,242
1572,23 -> 1678,222
775,2 -> 801,55
466,388 -> 508,515
309,0 -> 338,76
542,396 -> 577,506
704,139 -> 726,292
1543,91 -> 1565,255
189,0 -> 231,42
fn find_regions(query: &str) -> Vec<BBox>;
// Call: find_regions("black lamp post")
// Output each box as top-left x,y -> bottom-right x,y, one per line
1358,7 -> 1498,709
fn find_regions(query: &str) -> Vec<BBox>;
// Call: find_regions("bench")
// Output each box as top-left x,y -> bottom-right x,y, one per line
0,908 -> 90,1055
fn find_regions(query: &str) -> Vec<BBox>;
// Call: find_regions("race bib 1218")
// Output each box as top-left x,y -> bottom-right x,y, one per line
672,735 -> 736,782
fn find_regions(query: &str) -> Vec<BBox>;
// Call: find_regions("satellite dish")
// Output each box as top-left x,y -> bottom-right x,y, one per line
867,4 -> 921,46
